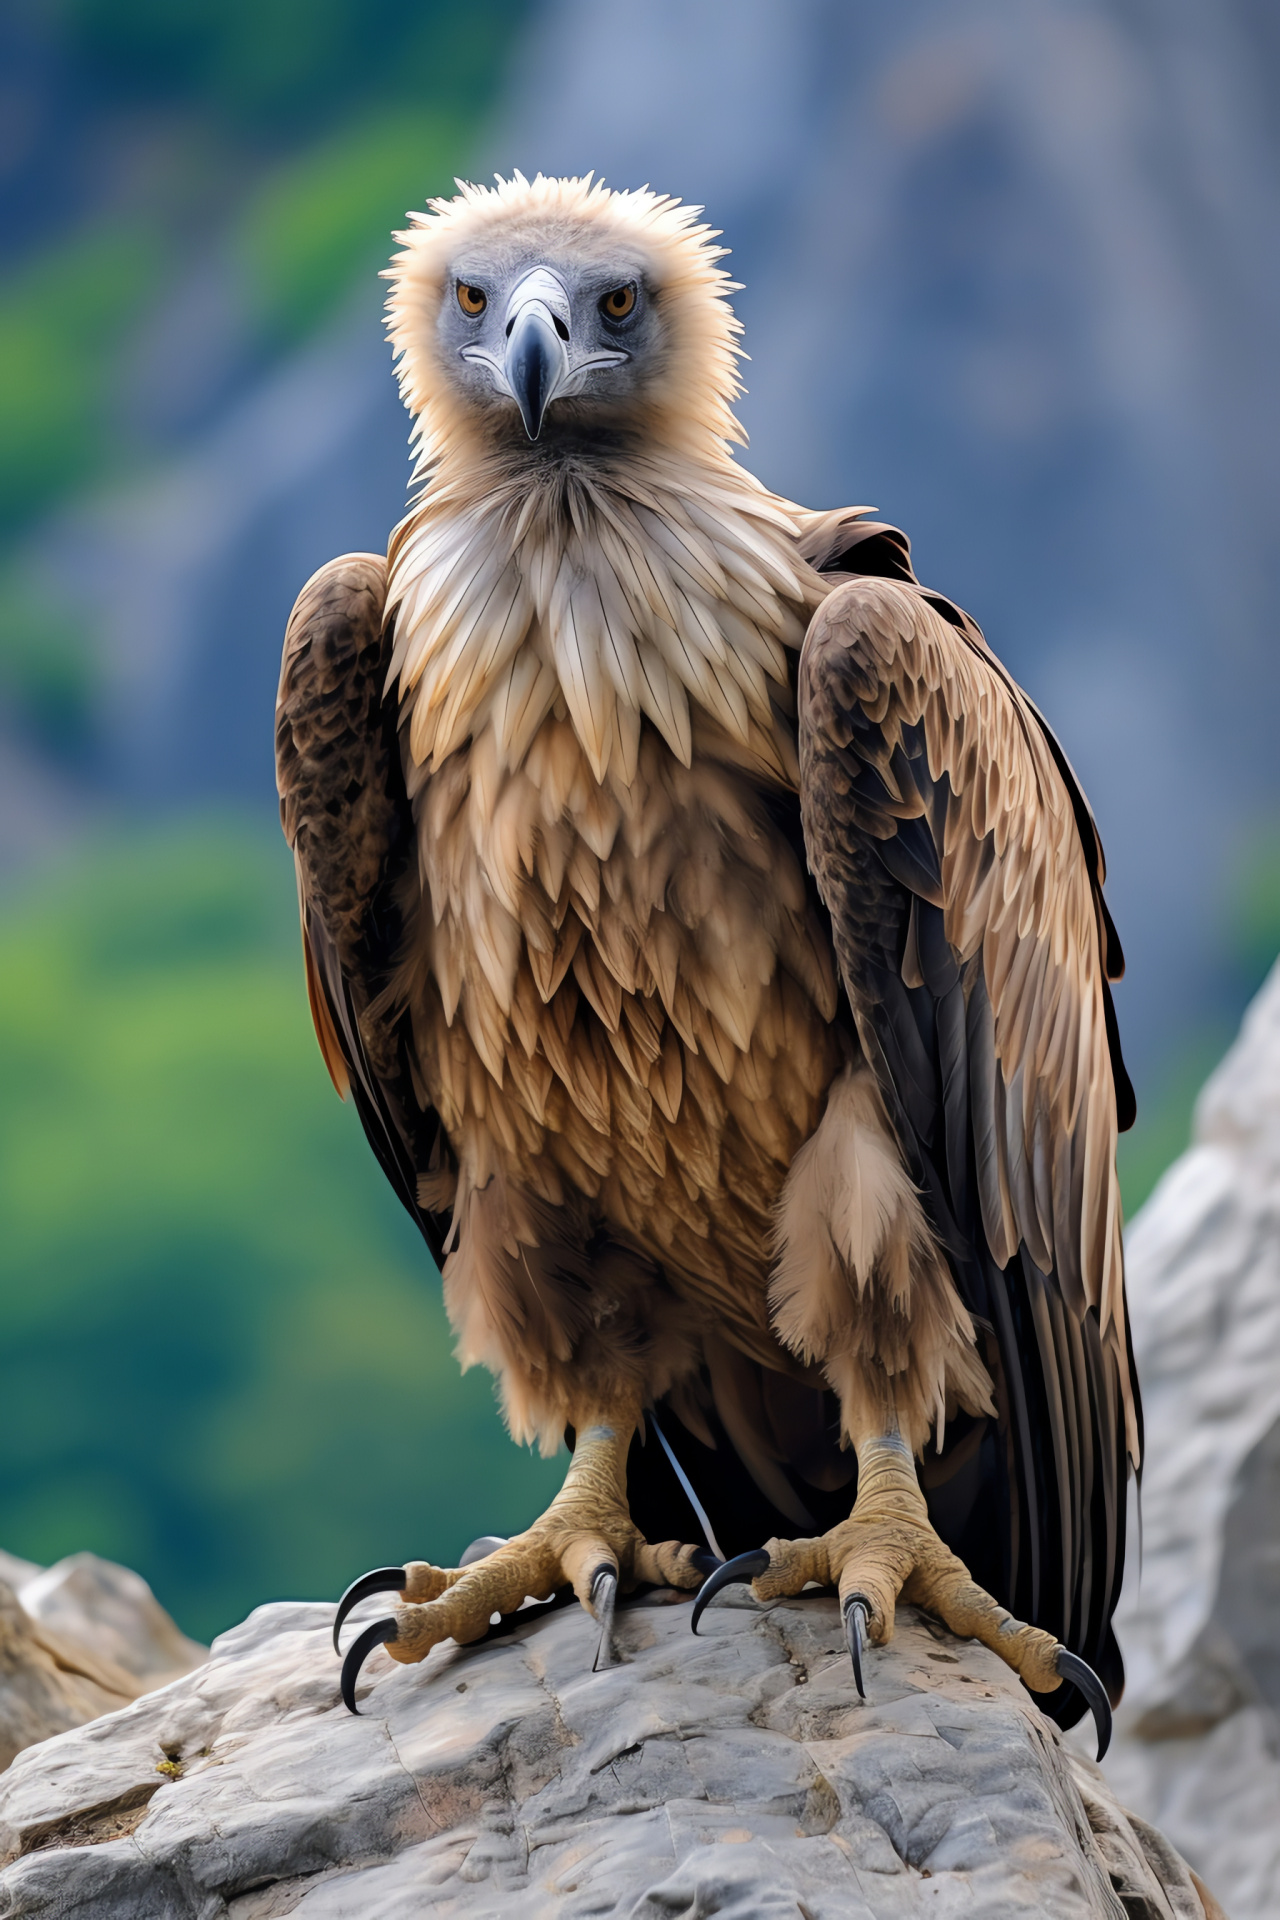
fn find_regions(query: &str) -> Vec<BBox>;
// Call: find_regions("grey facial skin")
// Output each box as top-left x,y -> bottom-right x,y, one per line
437,251 -> 658,440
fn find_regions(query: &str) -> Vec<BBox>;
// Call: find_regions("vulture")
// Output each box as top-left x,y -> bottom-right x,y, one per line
278,173 -> 1139,1752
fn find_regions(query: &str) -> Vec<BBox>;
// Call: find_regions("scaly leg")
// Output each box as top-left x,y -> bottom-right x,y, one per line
693,1409 -> 1113,1758
336,1404 -> 711,1709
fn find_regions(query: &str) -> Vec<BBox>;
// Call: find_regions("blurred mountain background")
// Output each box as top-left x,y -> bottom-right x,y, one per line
0,0 -> 1276,1640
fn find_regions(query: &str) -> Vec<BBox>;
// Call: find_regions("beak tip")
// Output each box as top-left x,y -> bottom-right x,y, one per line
505,304 -> 566,446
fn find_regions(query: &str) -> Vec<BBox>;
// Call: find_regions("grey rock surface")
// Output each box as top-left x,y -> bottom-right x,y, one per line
0,1554 -> 207,1776
1103,957 -> 1280,1919
0,1587 -> 1211,1918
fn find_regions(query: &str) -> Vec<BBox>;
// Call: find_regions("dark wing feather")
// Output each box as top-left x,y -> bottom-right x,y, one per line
796,560 -> 1140,1712
276,553 -> 455,1268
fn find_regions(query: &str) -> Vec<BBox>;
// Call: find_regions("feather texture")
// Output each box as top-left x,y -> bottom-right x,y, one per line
385,455 -> 820,786
277,175 -> 1138,1730
794,564 -> 1140,1693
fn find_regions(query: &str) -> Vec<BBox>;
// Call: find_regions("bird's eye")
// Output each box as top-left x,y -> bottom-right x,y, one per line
600,284 -> 637,320
456,283 -> 487,317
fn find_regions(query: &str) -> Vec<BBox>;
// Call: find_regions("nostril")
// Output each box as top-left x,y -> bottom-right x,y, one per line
553,315 -> 569,342
505,318 -> 515,338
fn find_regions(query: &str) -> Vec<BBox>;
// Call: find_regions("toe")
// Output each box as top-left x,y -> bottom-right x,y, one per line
836,1547 -> 910,1648
556,1532 -> 621,1613
401,1560 -> 463,1602
903,1544 -> 1061,1692
634,1539 -> 714,1589
750,1535 -> 834,1603
386,1541 -> 560,1663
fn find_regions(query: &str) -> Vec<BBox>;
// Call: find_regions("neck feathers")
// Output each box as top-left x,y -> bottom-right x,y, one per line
385,449 -> 829,787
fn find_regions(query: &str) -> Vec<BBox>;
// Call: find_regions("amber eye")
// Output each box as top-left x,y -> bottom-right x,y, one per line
600,283 -> 637,320
456,282 -> 487,317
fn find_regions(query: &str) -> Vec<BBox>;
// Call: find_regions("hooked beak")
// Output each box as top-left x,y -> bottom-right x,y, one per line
460,265 -> 630,440
503,268 -> 570,441
506,304 -> 568,441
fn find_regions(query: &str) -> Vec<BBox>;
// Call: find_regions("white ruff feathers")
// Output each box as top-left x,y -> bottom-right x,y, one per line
387,458 -> 821,782
382,174 -> 829,783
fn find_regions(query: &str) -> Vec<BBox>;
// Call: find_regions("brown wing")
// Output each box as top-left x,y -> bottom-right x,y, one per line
276,553 -> 455,1266
797,564 -> 1140,1702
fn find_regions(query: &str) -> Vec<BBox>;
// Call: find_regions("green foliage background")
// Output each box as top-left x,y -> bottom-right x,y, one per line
0,819 -> 562,1641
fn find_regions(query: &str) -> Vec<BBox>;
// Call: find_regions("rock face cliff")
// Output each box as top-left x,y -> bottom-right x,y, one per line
0,1584 -> 1216,1918
1103,958 -> 1280,1920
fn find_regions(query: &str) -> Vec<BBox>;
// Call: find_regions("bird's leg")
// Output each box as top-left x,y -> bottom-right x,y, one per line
336,1402 -> 712,1708
693,1407 -> 1113,1758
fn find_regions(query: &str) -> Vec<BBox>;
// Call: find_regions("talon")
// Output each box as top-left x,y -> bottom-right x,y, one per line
690,1548 -> 771,1634
340,1617 -> 399,1713
1056,1648 -> 1113,1762
844,1594 -> 869,1698
333,1566 -> 407,1654
590,1564 -> 618,1672
690,1548 -> 724,1580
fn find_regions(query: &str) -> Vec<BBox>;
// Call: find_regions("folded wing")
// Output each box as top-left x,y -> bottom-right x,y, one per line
276,553 -> 455,1268
797,564 -> 1140,1693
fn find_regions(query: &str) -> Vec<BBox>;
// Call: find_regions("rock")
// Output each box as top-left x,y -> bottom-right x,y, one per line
0,1587 -> 1213,1918
16,1555 -> 207,1690
0,1554 -> 207,1775
1104,957 -> 1280,1919
0,1586 -> 135,1776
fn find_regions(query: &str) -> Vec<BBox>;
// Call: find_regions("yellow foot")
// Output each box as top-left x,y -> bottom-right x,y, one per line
691,1433 -> 1113,1758
335,1414 -> 710,1710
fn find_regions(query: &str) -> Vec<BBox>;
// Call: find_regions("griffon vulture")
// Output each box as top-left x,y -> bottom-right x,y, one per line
278,173 -> 1138,1751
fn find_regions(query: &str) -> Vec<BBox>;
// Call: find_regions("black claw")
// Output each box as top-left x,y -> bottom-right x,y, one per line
690,1548 -> 771,1634
332,1566 -> 407,1654
340,1617 -> 399,1714
844,1595 -> 869,1699
1056,1648 -> 1113,1761
590,1564 -> 619,1673
690,1549 -> 724,1580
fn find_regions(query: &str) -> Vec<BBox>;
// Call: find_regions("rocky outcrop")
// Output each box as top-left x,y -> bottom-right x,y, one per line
0,1554 -> 206,1775
0,1586 -> 134,1777
13,1554 -> 206,1696
0,1583 -> 1215,1918
1104,958 -> 1280,1920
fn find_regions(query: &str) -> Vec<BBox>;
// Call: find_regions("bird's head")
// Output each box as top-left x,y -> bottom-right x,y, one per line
386,172 -> 744,468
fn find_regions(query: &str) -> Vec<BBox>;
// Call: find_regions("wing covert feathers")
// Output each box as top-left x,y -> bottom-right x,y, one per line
276,552 -> 455,1266
796,575 -> 1138,1467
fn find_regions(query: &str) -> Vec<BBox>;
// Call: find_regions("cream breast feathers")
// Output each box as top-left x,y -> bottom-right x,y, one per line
384,456 -> 828,788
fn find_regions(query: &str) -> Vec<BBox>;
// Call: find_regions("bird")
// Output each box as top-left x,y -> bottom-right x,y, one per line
277,171 -> 1139,1754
